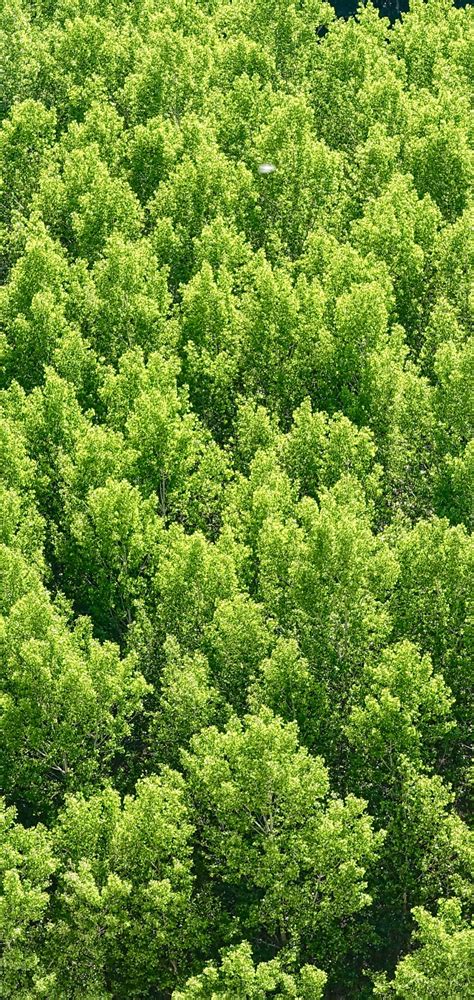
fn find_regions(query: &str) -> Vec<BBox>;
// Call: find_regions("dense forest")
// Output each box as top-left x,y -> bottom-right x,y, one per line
0,0 -> 473,996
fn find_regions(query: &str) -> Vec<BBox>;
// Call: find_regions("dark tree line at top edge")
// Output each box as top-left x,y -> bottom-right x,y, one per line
333,0 -> 469,21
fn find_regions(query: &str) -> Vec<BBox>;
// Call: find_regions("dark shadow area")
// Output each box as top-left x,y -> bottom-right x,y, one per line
332,0 -> 469,21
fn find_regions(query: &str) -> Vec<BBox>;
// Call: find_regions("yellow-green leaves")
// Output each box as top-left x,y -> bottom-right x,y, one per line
184,709 -> 383,964
374,899 -> 474,998
0,0 -> 471,994
0,800 -> 56,997
173,940 -> 327,999
0,589 -> 149,817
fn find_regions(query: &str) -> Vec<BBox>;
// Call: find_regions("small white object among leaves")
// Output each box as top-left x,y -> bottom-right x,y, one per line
258,163 -> 276,174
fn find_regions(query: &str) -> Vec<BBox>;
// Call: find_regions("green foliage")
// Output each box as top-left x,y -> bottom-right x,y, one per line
149,636 -> 224,768
0,0 -> 472,996
173,941 -> 327,999
0,799 -> 55,998
183,709 -> 384,966
0,587 -> 149,818
373,898 -> 474,998
42,771 -> 196,998
346,641 -> 454,772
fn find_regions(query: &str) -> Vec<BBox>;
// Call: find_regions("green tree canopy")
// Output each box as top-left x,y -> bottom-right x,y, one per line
0,0 -> 471,995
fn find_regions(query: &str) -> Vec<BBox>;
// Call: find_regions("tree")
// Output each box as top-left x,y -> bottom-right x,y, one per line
178,261 -> 243,436
0,588 -> 149,820
0,799 -> 55,999
250,94 -> 344,258
282,398 -> 381,502
373,898 -> 474,999
183,709 -> 384,969
33,145 -> 143,262
0,0 -> 471,994
351,173 -> 441,345
172,941 -> 327,1000
0,100 -> 56,228
88,234 -> 171,362
390,517 -> 473,790
204,592 -> 274,710
148,636 -> 224,768
56,477 -> 161,642
44,771 -> 197,998
149,124 -> 255,288
0,226 -> 71,390
345,641 -> 454,785
362,761 -> 473,972
272,478 -> 398,765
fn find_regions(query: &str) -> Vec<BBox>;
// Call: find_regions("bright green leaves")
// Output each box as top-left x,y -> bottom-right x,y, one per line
0,100 -> 56,227
88,235 -> 171,362
363,762 -> 473,972
389,517 -> 473,792
0,591 -> 149,819
125,114 -> 183,204
216,0 -> 333,84
277,483 -> 397,763
0,409 -> 45,579
184,710 -> 383,964
346,641 -> 454,777
239,260 -> 306,417
204,593 -> 274,709
42,12 -> 135,123
390,518 -> 472,713
179,261 -> 242,435
59,101 -> 126,173
351,173 -> 442,340
149,128 -> 255,287
287,482 -> 398,674
173,941 -> 327,1000
149,637 -> 224,768
33,145 -> 143,262
374,899 -> 474,999
122,26 -> 213,126
310,4 -> 400,153
150,525 -> 239,651
0,227 -> 70,390
111,771 -> 193,883
125,374 -> 208,517
283,398 -> 380,501
0,3 -> 48,120
58,478 -> 161,641
249,637 -> 325,750
43,771 -> 196,998
0,800 -> 55,998
251,95 -> 344,257
404,110 -> 473,222
391,0 -> 469,91
41,862 -> 130,1000
100,348 -> 232,531
331,279 -> 392,413
0,0 -> 472,996
434,336 -> 474,456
